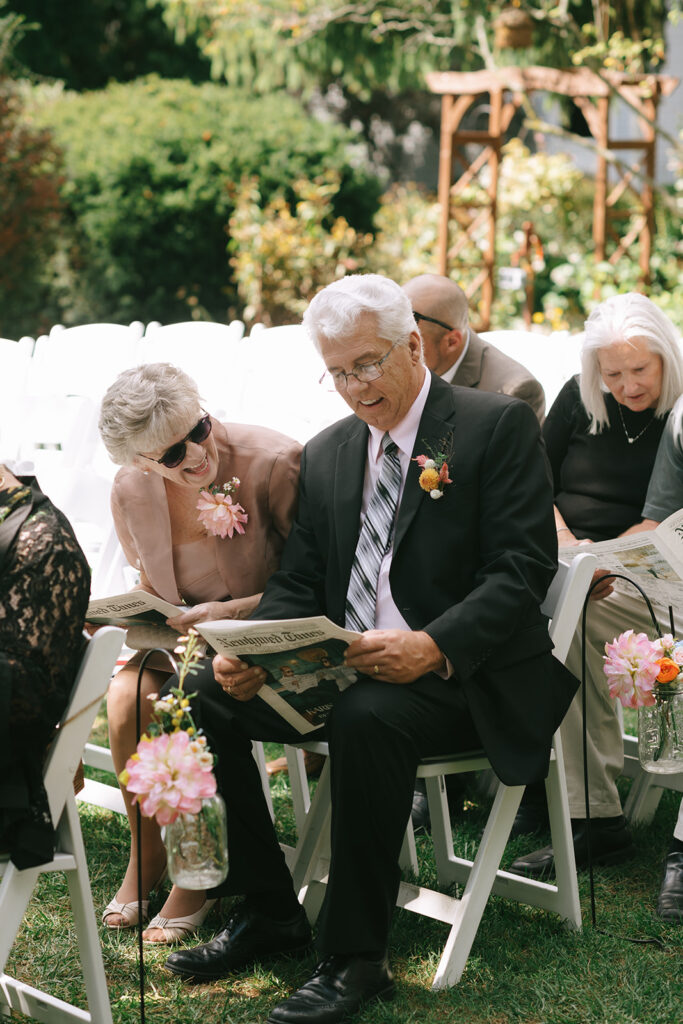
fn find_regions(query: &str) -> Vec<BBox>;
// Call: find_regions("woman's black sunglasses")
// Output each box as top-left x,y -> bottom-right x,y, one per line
139,412 -> 212,469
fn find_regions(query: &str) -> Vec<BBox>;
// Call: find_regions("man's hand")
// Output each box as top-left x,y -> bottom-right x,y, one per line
343,629 -> 445,684
589,568 -> 614,601
212,654 -> 266,701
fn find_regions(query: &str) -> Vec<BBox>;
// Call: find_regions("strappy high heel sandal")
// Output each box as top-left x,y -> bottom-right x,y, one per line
102,867 -> 168,930
142,897 -> 217,944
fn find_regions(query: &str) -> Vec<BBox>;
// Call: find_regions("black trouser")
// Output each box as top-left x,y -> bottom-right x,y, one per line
172,663 -> 479,955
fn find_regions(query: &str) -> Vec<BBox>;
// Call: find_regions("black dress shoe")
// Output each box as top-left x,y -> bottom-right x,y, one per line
266,954 -> 395,1024
164,901 -> 312,981
508,815 -> 635,879
509,780 -> 549,839
411,789 -> 431,834
656,849 -> 683,922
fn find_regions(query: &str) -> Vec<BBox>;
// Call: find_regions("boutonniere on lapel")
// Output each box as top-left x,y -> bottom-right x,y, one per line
413,433 -> 454,501
197,477 -> 248,538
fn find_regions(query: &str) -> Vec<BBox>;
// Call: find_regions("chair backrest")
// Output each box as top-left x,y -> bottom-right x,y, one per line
542,552 -> 597,665
26,323 -> 143,401
43,627 -> 124,823
240,325 -> 349,442
139,321 -> 248,420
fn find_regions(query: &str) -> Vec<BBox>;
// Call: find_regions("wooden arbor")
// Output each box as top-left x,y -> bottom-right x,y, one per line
426,67 -> 679,329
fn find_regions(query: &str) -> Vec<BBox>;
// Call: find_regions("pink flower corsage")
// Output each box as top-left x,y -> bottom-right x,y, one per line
197,477 -> 248,538
413,435 -> 454,500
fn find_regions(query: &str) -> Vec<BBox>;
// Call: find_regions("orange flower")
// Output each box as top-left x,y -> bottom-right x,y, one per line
655,657 -> 680,684
419,468 -> 440,492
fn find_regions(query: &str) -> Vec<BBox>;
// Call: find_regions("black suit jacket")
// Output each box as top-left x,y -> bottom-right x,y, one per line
256,373 -> 578,784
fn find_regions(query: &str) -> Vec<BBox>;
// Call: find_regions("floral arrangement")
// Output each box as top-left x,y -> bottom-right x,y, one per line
120,631 -> 217,826
197,477 -> 248,538
603,630 -> 683,708
414,435 -> 453,500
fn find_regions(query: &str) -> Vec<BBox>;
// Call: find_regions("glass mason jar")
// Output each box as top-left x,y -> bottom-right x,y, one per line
638,682 -> 683,774
164,794 -> 228,889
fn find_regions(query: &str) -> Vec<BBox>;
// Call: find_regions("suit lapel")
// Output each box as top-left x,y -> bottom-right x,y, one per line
393,374 -> 458,552
333,419 -> 368,585
453,330 -> 484,389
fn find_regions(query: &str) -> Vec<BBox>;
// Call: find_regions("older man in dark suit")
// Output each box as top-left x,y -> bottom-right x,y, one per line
403,273 -> 545,422
165,275 -> 577,1024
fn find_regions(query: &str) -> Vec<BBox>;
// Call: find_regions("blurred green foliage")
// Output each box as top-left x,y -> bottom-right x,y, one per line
3,0 -> 210,88
23,75 -> 381,329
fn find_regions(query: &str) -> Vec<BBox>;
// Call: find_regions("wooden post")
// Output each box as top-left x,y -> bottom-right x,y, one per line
437,94 -> 454,276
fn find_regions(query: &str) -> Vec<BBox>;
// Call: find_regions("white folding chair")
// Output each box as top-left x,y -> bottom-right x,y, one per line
27,323 -> 143,402
0,626 -> 124,1023
0,336 -> 33,461
139,321 -> 247,421
621,722 -> 683,824
287,553 -> 596,988
240,325 -> 349,443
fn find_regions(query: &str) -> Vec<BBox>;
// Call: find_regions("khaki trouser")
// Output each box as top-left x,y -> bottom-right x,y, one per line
561,588 -> 681,818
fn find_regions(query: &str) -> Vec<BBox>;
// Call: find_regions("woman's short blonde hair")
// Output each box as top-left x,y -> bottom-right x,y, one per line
99,362 -> 202,465
579,293 -> 683,434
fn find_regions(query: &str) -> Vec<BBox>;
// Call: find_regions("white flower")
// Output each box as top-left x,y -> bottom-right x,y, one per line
430,489 -> 443,500
424,459 -> 437,469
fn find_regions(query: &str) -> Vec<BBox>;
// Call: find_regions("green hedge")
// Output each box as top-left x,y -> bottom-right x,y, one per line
27,75 -> 381,326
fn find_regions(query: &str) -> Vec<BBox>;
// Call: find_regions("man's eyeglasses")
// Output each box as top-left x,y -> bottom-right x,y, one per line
138,412 -> 212,469
319,339 -> 401,391
413,310 -> 454,333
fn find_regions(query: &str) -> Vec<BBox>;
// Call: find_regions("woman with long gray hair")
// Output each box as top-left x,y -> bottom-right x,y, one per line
511,293 -> 683,880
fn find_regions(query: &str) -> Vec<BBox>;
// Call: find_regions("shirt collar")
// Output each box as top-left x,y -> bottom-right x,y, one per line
367,366 -> 431,463
440,327 -> 470,385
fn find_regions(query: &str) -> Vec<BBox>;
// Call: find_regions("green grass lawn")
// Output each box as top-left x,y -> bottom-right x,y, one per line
6,722 -> 683,1024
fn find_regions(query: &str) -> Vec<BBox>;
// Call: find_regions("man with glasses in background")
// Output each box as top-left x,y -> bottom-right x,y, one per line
403,274 -> 545,423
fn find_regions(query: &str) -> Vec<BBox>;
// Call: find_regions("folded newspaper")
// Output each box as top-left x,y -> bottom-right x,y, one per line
195,616 -> 361,733
559,507 -> 683,613
86,591 -> 183,650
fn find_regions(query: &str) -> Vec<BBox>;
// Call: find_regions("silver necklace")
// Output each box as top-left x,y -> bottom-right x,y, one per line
617,403 -> 654,445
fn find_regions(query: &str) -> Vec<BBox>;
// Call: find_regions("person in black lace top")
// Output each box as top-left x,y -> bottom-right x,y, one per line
0,465 -> 90,868
511,294 -> 683,881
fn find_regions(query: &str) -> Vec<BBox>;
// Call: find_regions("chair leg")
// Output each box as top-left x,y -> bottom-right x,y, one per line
426,775 -> 455,885
291,760 -> 332,909
545,735 -> 581,930
623,772 -> 665,825
252,741 -> 274,822
0,864 -> 38,969
431,782 -> 524,989
285,746 -> 311,834
61,797 -> 114,1024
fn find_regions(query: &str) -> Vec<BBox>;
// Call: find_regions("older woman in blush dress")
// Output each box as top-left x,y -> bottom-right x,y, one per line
98,362 -> 301,942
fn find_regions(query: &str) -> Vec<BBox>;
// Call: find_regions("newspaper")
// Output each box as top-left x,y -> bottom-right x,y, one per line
195,616 -> 361,733
86,591 -> 183,649
559,507 -> 683,611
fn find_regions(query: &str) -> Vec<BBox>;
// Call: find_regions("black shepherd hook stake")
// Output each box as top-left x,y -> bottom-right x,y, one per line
579,572 -> 666,948
133,647 -> 179,1024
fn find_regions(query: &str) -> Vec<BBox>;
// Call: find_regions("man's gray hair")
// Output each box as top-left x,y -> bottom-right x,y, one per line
99,362 -> 203,465
579,293 -> 683,434
303,274 -> 416,352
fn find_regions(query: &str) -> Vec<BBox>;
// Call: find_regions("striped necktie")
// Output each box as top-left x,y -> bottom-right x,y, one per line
345,433 -> 402,633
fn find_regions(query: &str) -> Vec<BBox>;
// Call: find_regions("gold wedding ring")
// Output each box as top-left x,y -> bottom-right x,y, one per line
373,664 -> 380,675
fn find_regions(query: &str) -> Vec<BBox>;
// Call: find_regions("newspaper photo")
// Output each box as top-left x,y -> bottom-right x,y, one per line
559,507 -> 683,612
86,591 -> 183,649
195,616 -> 361,733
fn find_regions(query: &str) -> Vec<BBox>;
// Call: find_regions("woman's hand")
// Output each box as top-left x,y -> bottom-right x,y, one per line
166,595 -> 259,630
212,655 -> 266,701
589,568 -> 614,601
556,527 -> 590,547
343,629 -> 445,684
